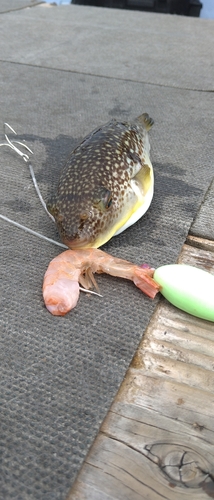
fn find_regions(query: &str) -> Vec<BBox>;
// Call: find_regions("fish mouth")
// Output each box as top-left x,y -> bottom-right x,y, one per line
63,236 -> 94,250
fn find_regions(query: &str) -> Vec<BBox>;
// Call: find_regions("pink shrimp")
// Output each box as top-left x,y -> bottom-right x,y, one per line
43,248 -> 160,316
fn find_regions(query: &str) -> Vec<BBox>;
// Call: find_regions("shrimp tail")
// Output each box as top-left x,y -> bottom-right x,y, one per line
133,266 -> 160,299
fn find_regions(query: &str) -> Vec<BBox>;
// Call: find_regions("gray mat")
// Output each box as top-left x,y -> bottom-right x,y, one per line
1,4 -> 213,91
0,5 -> 214,500
191,178 -> 214,241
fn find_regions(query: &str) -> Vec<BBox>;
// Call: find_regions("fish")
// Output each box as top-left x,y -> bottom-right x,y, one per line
46,113 -> 154,249
43,248 -> 160,316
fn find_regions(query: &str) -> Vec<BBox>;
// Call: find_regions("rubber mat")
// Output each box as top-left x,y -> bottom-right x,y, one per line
191,178 -> 214,241
0,7 -> 213,500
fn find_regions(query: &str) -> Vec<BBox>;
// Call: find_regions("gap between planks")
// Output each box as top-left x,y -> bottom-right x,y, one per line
67,236 -> 214,500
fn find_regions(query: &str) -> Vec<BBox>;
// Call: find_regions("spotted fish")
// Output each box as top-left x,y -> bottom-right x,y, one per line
47,113 -> 154,249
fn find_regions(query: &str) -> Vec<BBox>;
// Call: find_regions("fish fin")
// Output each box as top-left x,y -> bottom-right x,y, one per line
136,113 -> 154,131
134,163 -> 153,195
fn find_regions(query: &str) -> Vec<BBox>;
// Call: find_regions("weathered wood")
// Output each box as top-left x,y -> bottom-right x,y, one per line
180,240 -> 214,270
117,372 -> 214,435
186,234 -> 214,253
67,241 -> 214,500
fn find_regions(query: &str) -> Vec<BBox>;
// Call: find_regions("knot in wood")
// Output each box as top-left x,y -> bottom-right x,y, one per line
163,449 -> 209,487
145,443 -> 213,489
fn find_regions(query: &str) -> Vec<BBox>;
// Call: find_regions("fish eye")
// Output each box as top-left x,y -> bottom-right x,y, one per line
106,196 -> 112,208
93,187 -> 112,212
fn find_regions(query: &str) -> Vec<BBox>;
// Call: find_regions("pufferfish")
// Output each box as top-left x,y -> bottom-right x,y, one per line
47,113 -> 154,249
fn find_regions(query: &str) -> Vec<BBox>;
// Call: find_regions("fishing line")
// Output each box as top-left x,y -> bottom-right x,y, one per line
0,214 -> 68,249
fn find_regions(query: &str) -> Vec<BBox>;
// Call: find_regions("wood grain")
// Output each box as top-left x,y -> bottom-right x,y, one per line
186,235 -> 214,253
67,242 -> 214,500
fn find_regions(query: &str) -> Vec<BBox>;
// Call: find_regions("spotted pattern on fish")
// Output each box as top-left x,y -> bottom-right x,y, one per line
47,113 -> 154,249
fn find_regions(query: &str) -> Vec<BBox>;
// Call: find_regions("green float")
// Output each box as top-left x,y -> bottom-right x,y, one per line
154,264 -> 214,322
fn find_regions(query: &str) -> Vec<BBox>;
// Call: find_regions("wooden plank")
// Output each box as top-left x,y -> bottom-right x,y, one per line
67,242 -> 214,500
70,428 -> 214,499
116,372 -> 214,435
186,235 -> 214,253
180,240 -> 214,270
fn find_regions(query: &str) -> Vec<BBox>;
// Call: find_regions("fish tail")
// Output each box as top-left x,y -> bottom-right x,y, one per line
136,113 -> 154,131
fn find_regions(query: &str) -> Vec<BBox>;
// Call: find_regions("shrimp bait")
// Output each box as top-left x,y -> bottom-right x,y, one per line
43,248 -> 160,316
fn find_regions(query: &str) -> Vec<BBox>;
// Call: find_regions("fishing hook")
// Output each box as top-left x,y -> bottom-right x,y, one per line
0,123 -> 55,222
0,122 -> 34,161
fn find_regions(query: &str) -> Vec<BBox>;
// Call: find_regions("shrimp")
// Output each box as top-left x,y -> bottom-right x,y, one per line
43,248 -> 160,316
